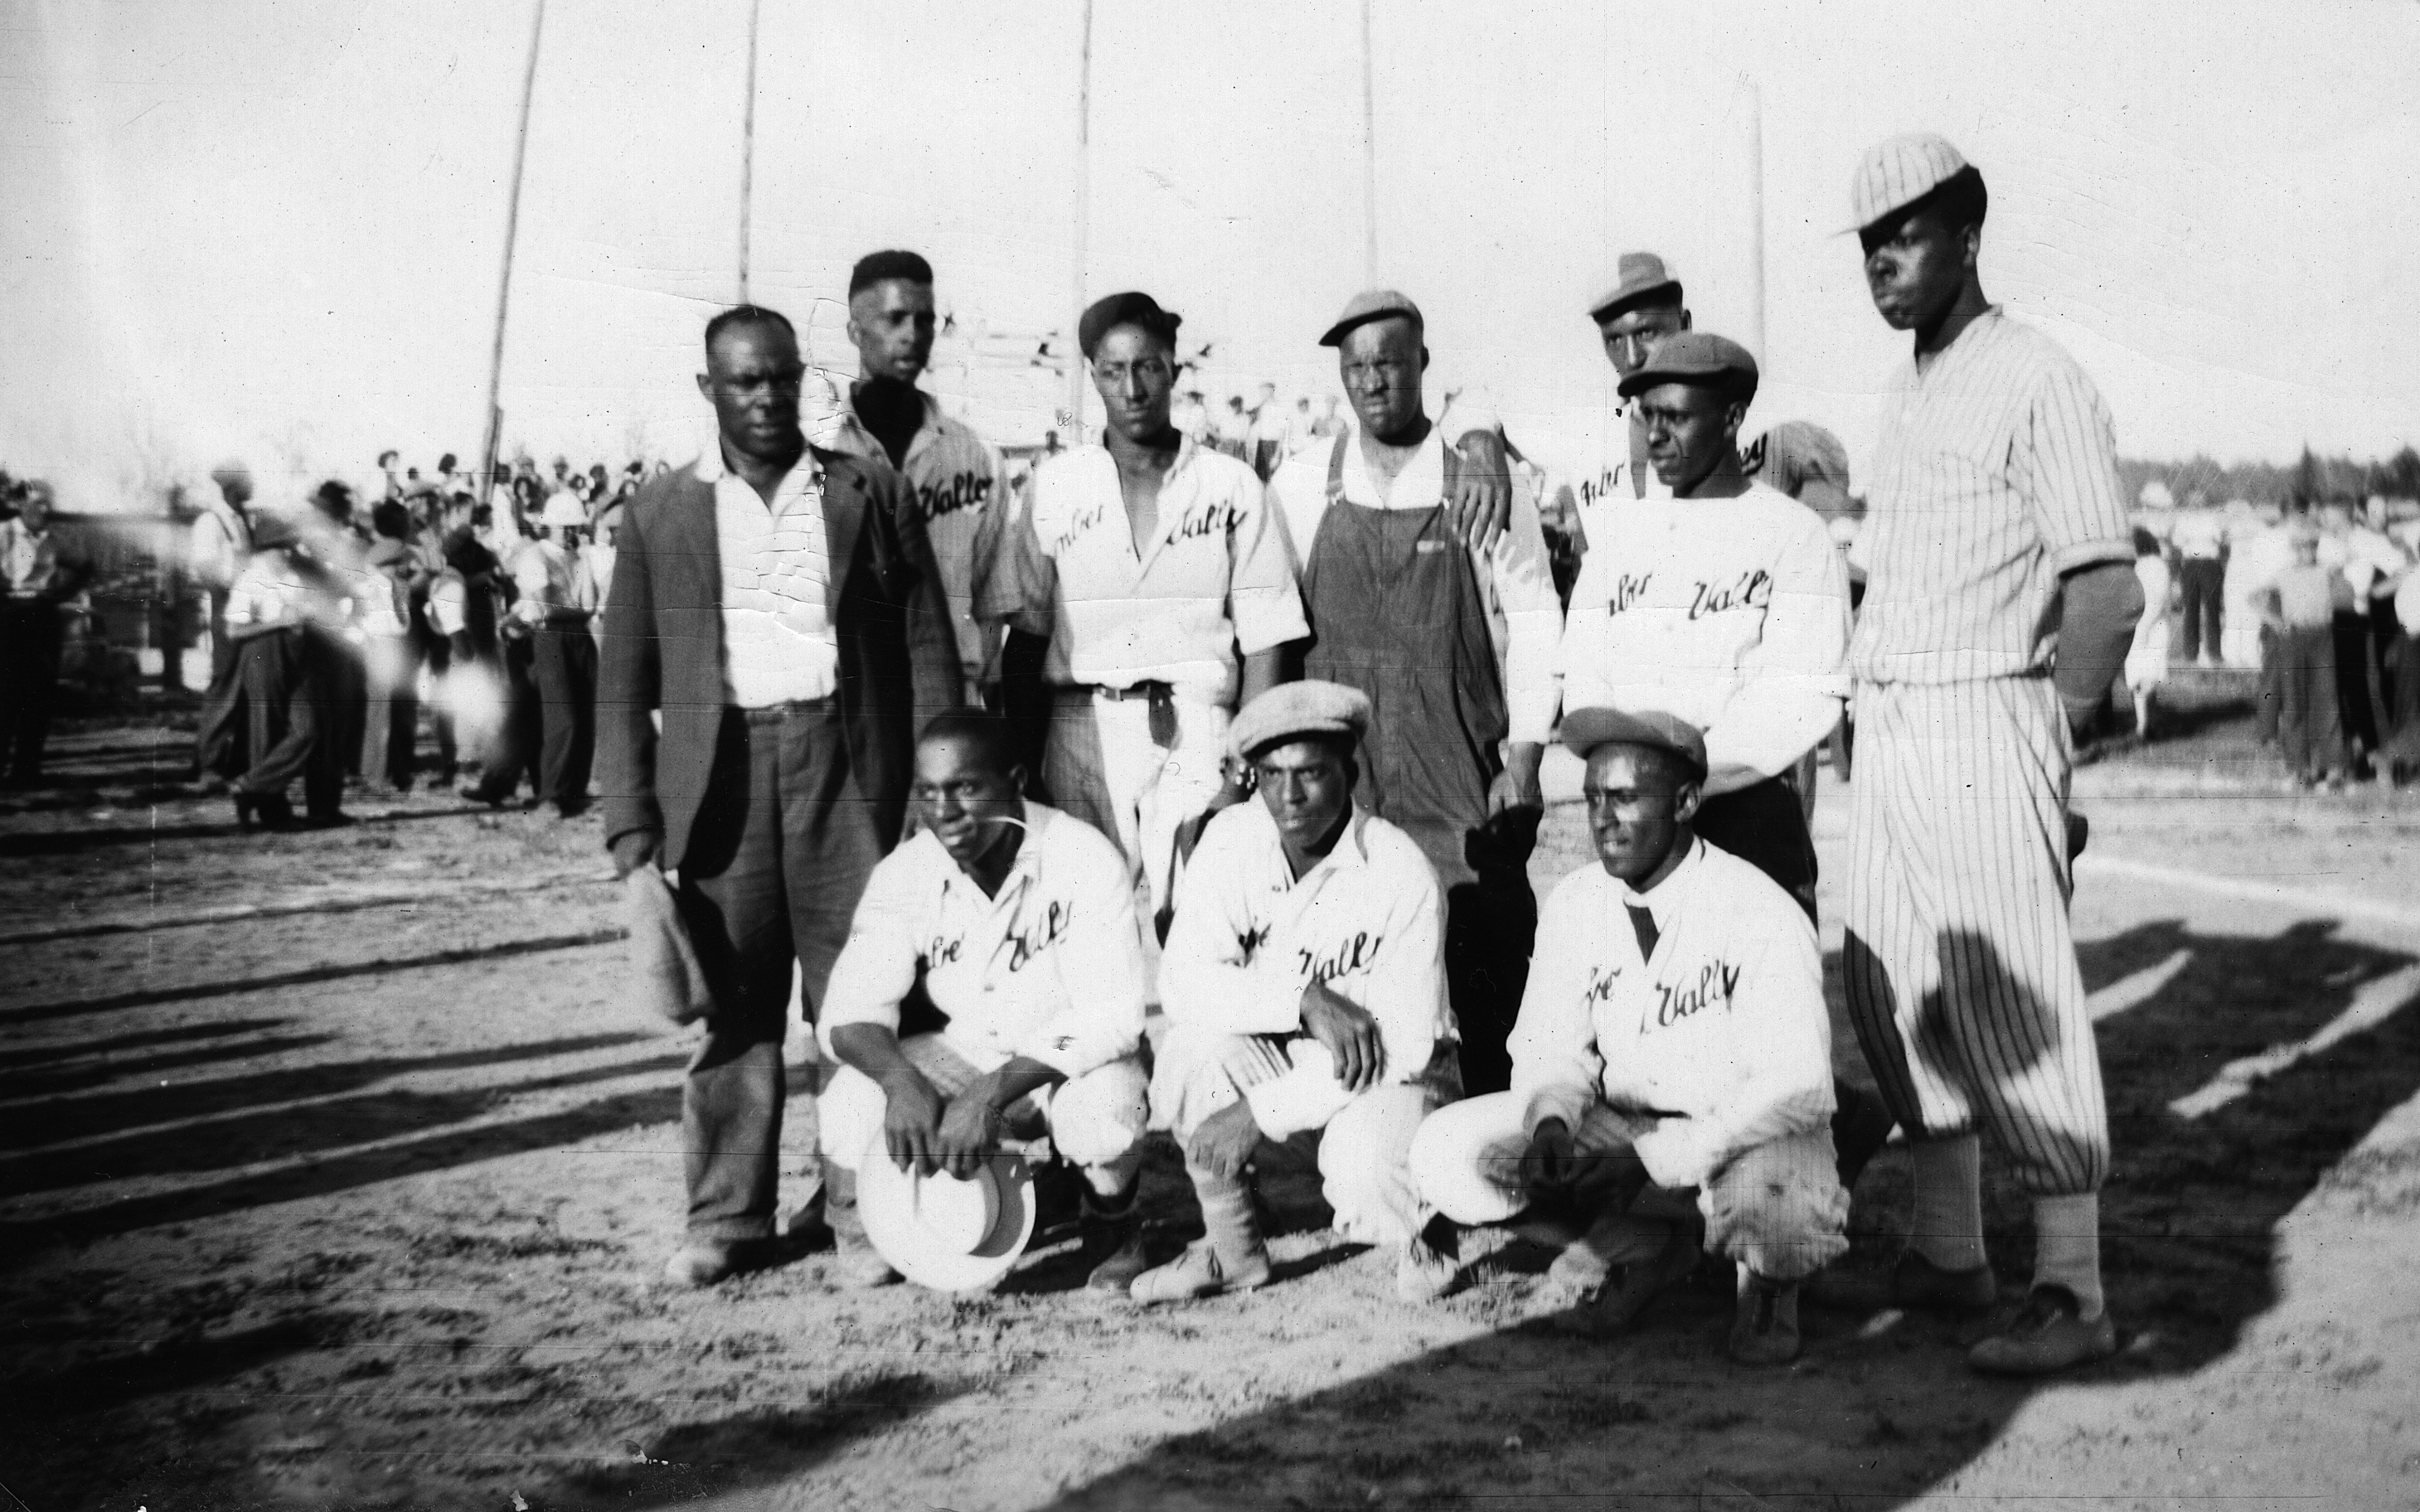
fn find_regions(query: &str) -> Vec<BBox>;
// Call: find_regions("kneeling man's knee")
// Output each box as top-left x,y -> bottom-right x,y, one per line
1700,1132 -> 1850,1282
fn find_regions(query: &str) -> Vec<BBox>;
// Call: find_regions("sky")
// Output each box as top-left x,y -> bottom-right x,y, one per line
4,0 -> 2417,511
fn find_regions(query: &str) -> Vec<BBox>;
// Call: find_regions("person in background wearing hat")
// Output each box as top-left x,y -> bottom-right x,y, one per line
2258,518 -> 2346,788
502,491 -> 597,818
1556,332 -> 1896,1189
580,496 -> 622,648
977,291 -> 1309,926
1263,288 -> 1554,1098
1133,680 -> 1463,1306
1838,133 -> 2141,1374
1408,707 -> 1848,1364
1574,252 -> 1690,545
0,481 -> 92,788
827,250 -> 1018,706
359,499 -> 431,793
599,303 -> 957,1290
221,509 -> 348,828
818,711 -> 1152,1292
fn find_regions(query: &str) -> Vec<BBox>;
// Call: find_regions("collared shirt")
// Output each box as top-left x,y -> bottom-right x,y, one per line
1160,799 -> 1451,1137
1853,308 -> 2134,684
977,437 -> 1308,704
818,803 -> 1147,1080
693,447 -> 837,708
1,519 -> 63,598
1269,417 -> 1564,746
509,536 -> 583,624
2170,506 -> 2227,560
1509,838 -> 1835,1190
827,388 -> 1015,686
226,549 -> 322,634
1569,410 -> 1673,552
1559,480 -> 1850,793
578,542 -> 615,618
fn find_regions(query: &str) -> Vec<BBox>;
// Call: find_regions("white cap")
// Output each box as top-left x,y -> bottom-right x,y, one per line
540,493 -> 588,529
1848,133 -> 1969,232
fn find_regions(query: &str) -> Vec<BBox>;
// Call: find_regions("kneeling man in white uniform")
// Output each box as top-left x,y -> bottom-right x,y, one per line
1409,707 -> 1848,1363
1133,680 -> 1464,1306
821,710 -> 1153,1292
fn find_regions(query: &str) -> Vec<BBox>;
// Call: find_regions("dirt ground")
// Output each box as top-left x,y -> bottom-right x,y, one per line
5,687 -> 2418,1511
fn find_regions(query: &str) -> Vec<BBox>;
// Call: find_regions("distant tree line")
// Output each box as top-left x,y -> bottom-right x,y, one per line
2119,445 -> 2420,508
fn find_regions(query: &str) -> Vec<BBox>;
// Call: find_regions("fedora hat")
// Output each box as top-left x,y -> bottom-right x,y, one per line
856,1141 -> 1038,1293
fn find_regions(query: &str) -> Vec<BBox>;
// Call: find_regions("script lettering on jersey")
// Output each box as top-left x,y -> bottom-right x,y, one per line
916,469 -> 994,525
1605,571 -> 1653,615
1687,569 -> 1773,622
919,932 -> 965,972
1651,959 -> 1743,1030
1582,964 -> 1622,1006
1236,922 -> 1272,960
1168,497 -> 1244,545
1297,930 -> 1384,984
1050,501 -> 1108,556
1005,899 -> 1074,972
1577,466 -> 1626,511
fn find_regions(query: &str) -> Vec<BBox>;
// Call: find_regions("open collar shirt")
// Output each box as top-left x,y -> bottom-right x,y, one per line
694,444 -> 837,708
817,802 -> 1147,1080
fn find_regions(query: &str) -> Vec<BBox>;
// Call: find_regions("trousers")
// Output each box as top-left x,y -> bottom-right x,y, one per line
821,1032 -> 1147,1191
234,628 -> 343,816
2273,623 -> 2342,778
1041,685 -> 1227,917
2176,556 -> 2224,662
531,624 -> 596,807
360,631 -> 421,790
0,601 -> 63,782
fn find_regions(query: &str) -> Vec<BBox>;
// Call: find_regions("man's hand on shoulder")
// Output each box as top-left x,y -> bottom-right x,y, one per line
1448,429 -> 1513,554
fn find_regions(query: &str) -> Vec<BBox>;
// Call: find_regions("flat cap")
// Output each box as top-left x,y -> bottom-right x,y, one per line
1754,419 -> 1857,523
1318,288 -> 1422,348
1561,706 -> 1708,777
1849,132 -> 1968,232
849,249 -> 934,295
1588,252 -> 1683,323
1614,331 -> 1759,401
1229,680 -> 1372,761
1078,291 -> 1182,359
209,460 -> 250,487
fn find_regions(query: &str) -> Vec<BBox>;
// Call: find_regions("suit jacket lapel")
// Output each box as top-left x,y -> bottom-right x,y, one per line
822,461 -> 867,615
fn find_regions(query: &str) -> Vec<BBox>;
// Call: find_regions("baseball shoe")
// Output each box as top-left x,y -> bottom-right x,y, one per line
774,1200 -> 833,1251
1549,1224 -> 1700,1338
1127,1238 -> 1271,1306
1394,1233 -> 1461,1304
1967,1286 -> 2117,1376
659,1238 -> 777,1290
827,1227 -> 900,1289
1728,1277 -> 1802,1366
1078,1190 -> 1150,1295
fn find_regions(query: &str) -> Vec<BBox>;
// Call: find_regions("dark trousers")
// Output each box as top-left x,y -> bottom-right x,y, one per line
2177,558 -> 2224,662
531,624 -> 596,807
2255,624 -> 2281,743
235,628 -> 343,816
327,637 -> 368,781
2388,633 -> 2420,768
1389,812 -> 1539,1099
2277,624 -> 2343,778
418,625 -> 457,777
675,703 -> 887,1241
361,632 -> 421,790
2333,612 -> 2379,754
465,633 -> 541,797
207,588 -> 237,685
0,602 -> 64,782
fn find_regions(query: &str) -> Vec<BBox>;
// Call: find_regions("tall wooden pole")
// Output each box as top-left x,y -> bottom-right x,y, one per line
480,0 -> 548,500
1359,0 -> 1379,283
1065,0 -> 1094,444
739,0 -> 763,303
1745,78 -> 1767,364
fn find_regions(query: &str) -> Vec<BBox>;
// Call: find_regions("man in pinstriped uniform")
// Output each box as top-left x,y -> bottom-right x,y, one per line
1837,134 -> 2143,1375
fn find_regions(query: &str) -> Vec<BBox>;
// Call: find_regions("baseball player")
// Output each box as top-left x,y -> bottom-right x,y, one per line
1134,681 -> 1462,1306
1409,708 -> 1848,1364
819,711 -> 1153,1293
828,250 -> 1019,705
1839,134 -> 2142,1374
1572,251 -> 1687,547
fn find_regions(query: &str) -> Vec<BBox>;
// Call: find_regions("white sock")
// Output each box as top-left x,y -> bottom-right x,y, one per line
2031,1192 -> 2105,1321
1908,1134 -> 1988,1272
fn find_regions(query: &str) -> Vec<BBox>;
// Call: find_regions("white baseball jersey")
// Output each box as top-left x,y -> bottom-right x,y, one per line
819,802 -> 1147,1082
1568,410 -> 1672,554
1159,800 -> 1451,1138
1558,480 -> 1850,794
1510,837 -> 1834,1191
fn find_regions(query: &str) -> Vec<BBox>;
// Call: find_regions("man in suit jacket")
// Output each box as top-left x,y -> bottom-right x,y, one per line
600,303 -> 959,1289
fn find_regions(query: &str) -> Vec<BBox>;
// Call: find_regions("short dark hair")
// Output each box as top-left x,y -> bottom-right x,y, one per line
917,709 -> 1022,780
371,501 -> 411,540
438,452 -> 458,472
1915,164 -> 1989,233
850,250 -> 934,296
2131,526 -> 2161,557
704,303 -> 797,360
376,448 -> 399,468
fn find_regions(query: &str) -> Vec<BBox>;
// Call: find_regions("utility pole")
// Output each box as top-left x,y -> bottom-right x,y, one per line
1065,0 -> 1095,444
1744,77 -> 1767,365
739,0 -> 763,303
480,0 -> 548,502
1360,0 -> 1379,283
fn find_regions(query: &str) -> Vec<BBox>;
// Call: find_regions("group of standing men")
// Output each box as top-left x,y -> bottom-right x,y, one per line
599,131 -> 2141,1379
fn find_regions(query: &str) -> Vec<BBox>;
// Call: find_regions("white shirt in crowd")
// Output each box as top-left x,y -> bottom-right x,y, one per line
0,518 -> 63,599
1510,837 -> 1836,1191
510,536 -> 583,625
226,551 -> 321,634
819,802 -> 1147,1082
827,389 -> 1016,688
1559,481 -> 1850,795
978,436 -> 1308,705
1159,800 -> 1452,1138
1268,410 -> 1564,748
2170,506 -> 2228,560
696,448 -> 837,708
188,500 -> 252,591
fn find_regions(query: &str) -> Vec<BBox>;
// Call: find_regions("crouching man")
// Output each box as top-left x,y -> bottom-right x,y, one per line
820,710 -> 1152,1292
1409,707 -> 1847,1364
1133,681 -> 1463,1306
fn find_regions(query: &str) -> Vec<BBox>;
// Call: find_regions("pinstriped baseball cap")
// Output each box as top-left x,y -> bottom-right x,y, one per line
1848,133 -> 1969,232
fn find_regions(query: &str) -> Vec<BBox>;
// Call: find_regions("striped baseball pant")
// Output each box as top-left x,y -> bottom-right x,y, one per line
1842,676 -> 2110,1196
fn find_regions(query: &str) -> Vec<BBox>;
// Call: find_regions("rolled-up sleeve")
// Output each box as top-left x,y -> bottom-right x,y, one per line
1226,479 -> 1310,657
1488,487 -> 1564,746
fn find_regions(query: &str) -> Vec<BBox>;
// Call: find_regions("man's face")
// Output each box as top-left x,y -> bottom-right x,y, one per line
1597,302 -> 1687,380
911,734 -> 1024,874
1253,738 -> 1354,852
19,489 -> 52,531
848,279 -> 937,385
1089,326 -> 1177,443
1632,380 -> 1742,494
1583,744 -> 1699,886
1860,201 -> 1976,332
1337,316 -> 1425,443
697,320 -> 806,463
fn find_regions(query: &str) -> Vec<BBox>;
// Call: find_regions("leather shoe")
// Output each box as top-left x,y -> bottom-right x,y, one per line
1968,1286 -> 2117,1376
1548,1224 -> 1700,1337
1128,1238 -> 1271,1306
660,1238 -> 774,1290
1728,1277 -> 1802,1366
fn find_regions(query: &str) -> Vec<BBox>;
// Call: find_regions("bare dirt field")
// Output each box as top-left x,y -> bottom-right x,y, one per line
5,689 -> 2418,1511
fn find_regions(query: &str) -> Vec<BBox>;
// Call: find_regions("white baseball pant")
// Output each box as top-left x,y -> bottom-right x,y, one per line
1043,687 -> 1228,918
821,1032 -> 1148,1195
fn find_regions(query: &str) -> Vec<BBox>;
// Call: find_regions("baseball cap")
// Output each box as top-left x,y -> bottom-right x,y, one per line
1562,706 -> 1709,778
1318,288 -> 1423,348
1613,331 -> 1759,402
539,492 -> 588,529
1229,680 -> 1372,761
1588,252 -> 1684,324
1078,292 -> 1182,360
1848,133 -> 1969,232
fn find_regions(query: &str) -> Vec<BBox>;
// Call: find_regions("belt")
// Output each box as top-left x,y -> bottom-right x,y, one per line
737,695 -> 837,725
1089,680 -> 1172,703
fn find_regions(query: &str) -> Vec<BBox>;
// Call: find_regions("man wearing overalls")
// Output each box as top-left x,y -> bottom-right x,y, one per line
1266,290 -> 1561,1096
